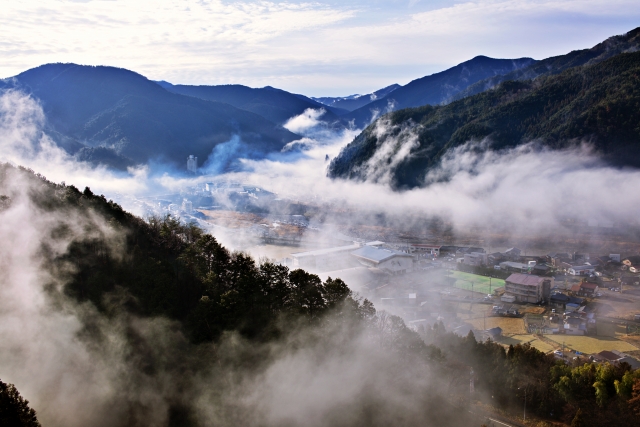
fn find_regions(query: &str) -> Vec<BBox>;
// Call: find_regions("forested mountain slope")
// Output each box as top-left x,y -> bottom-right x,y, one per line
1,64 -> 299,169
328,52 -> 640,189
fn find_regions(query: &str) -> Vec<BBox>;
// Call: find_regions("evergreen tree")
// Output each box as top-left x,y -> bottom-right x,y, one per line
0,380 -> 41,427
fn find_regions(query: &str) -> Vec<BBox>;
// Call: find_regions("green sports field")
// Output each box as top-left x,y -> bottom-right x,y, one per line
449,271 -> 505,295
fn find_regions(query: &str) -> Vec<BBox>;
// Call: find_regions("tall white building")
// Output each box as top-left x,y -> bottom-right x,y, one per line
182,199 -> 193,214
187,155 -> 198,173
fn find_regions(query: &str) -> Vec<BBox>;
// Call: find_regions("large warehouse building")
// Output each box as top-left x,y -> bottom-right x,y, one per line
350,246 -> 413,274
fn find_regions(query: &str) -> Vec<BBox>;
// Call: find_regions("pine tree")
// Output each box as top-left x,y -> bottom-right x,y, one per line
0,380 -> 41,427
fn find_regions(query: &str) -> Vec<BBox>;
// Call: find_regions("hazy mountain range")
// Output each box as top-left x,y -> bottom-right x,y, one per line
1,27 -> 638,177
311,84 -> 401,112
0,64 -> 300,170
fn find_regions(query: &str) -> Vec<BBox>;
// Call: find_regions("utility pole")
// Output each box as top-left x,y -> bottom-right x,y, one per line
471,281 -> 474,309
518,386 -> 527,422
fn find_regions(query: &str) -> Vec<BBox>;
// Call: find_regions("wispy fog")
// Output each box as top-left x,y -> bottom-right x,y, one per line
0,167 -> 454,426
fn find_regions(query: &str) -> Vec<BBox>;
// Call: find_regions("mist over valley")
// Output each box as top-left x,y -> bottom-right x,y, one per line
2,13 -> 640,427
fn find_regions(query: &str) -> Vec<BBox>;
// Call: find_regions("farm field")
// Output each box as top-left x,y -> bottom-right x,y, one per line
450,271 -> 505,295
495,334 -> 556,353
465,316 -> 527,335
546,335 -> 639,354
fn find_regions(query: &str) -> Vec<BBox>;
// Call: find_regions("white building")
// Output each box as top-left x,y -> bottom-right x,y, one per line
187,155 -> 198,173
464,252 -> 487,266
567,264 -> 596,276
350,246 -> 413,274
182,199 -> 193,214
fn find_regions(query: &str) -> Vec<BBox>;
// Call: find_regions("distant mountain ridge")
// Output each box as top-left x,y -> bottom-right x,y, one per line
158,81 -> 349,124
342,56 -> 537,128
312,84 -> 401,112
453,27 -> 640,102
328,50 -> 640,189
1,64 -> 300,170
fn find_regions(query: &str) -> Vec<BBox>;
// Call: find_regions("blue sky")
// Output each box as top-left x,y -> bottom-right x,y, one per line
1,0 -> 638,96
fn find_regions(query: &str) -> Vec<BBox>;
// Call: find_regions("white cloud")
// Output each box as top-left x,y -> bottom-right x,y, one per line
0,1 -> 638,95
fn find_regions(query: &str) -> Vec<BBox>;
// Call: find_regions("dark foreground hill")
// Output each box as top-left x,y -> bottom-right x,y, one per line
342,56 -> 536,128
328,51 -> 640,189
1,64 -> 299,169
1,164 -> 639,427
158,82 -> 348,124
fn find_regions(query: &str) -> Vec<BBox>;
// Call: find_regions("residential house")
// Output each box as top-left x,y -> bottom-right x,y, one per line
578,281 -> 599,297
533,264 -> 551,275
550,292 -> 570,309
464,252 -> 487,266
547,252 -> 571,268
567,264 -> 597,276
500,261 -> 530,273
488,252 -> 506,266
589,350 -> 640,368
504,247 -> 522,260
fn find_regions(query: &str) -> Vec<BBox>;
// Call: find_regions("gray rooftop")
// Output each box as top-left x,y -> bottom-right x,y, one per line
506,273 -> 545,287
291,244 -> 360,258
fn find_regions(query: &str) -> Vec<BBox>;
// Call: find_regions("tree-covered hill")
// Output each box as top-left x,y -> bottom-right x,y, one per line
1,64 -> 299,169
328,51 -> 640,189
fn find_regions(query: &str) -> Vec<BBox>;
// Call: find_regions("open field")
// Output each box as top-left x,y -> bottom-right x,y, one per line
450,271 -> 505,295
465,316 -> 527,335
546,335 -> 639,354
495,334 -> 556,353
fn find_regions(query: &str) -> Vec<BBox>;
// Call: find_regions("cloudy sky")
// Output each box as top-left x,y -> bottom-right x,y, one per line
1,0 -> 638,96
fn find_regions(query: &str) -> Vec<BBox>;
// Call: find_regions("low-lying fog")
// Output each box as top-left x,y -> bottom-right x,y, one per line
2,89 -> 640,254
2,87 -> 640,427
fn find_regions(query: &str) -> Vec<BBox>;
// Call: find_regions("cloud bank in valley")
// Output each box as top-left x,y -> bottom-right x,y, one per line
3,89 -> 640,241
